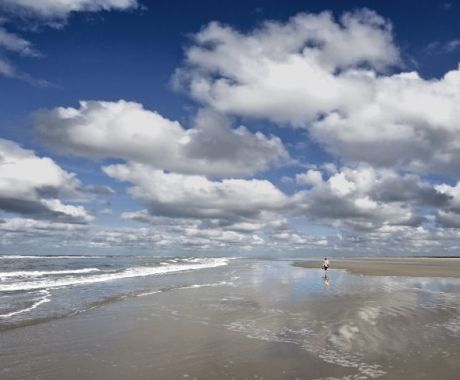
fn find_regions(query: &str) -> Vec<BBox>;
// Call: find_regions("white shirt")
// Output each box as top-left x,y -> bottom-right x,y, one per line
324,259 -> 329,267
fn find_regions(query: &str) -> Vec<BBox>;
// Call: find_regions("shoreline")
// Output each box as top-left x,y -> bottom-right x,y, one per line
293,257 -> 460,278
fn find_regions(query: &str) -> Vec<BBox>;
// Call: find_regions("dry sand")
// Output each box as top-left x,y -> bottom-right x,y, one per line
294,257 -> 460,277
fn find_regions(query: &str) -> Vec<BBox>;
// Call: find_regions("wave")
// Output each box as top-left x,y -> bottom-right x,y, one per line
0,290 -> 51,318
178,281 -> 234,290
0,268 -> 100,279
0,255 -> 102,260
136,280 -> 233,297
0,258 -> 229,292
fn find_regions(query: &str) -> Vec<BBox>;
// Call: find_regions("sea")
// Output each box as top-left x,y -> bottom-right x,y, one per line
0,254 -> 232,330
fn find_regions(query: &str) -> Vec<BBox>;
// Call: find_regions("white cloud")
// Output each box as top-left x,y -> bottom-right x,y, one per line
0,138 -> 92,223
435,182 -> 460,210
120,210 -> 328,251
175,9 -> 460,175
6,8 -> 460,254
174,9 -> 399,125
103,162 -> 290,222
0,27 -> 38,56
296,169 -> 323,187
0,57 -> 16,77
426,39 -> 460,53
35,100 -> 288,177
311,69 -> 460,174
434,182 -> 460,227
0,217 -> 87,232
0,0 -> 138,21
105,163 -> 337,251
0,0 -> 137,82
294,166 -> 444,232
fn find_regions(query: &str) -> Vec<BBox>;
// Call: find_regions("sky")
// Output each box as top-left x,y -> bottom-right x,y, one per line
0,0 -> 460,256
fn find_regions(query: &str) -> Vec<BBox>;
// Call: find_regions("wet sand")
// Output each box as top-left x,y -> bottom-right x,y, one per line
294,257 -> 460,278
1,259 -> 459,379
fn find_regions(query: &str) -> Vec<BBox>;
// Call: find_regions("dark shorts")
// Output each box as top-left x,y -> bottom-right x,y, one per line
323,265 -> 329,270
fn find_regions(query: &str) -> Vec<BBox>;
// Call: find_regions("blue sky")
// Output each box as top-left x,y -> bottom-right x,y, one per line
1,0 -> 460,256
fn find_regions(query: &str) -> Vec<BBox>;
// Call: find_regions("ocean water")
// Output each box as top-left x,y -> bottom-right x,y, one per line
0,254 -> 230,330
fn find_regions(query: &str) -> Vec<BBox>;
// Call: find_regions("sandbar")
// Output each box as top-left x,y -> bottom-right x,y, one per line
294,257 -> 460,277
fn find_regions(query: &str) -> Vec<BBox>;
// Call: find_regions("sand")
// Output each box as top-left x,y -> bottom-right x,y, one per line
294,257 -> 460,277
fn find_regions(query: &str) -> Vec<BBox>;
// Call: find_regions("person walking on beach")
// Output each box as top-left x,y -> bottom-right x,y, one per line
323,257 -> 330,271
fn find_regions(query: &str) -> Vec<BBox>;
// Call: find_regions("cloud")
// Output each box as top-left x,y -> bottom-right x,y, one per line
175,9 -> 460,176
310,69 -> 460,175
0,1 -> 138,82
121,210 -> 328,251
0,56 -> 51,86
426,39 -> 460,54
294,166 -> 449,232
0,27 -> 39,56
35,100 -> 289,177
296,169 -> 323,187
3,212 -> 460,255
80,185 -> 115,196
0,57 -> 16,77
440,3 -> 453,10
103,162 -> 290,223
434,182 -> 460,227
0,0 -> 138,22
0,138 -> 92,223
174,9 -> 399,125
8,8 -> 460,254
0,217 -> 87,233
106,164 -> 337,252
445,40 -> 460,52
0,212 -> 312,252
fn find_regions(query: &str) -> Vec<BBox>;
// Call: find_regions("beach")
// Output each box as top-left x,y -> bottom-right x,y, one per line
294,257 -> 460,278
1,257 -> 459,379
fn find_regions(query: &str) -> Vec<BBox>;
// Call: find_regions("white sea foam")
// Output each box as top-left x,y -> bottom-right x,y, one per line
0,268 -> 100,279
226,314 -> 386,379
328,324 -> 360,350
0,258 -> 229,292
0,290 -> 51,318
178,281 -> 233,290
136,280 -> 232,297
358,306 -> 381,325
0,255 -> 101,260
136,290 -> 164,297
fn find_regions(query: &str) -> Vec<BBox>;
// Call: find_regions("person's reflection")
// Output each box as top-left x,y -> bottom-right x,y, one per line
323,274 -> 330,287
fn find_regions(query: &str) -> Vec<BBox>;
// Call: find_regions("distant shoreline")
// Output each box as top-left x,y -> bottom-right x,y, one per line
293,257 -> 460,278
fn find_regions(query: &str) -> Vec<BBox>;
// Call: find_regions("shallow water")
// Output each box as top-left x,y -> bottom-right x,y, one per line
0,254 -> 230,329
0,258 -> 459,379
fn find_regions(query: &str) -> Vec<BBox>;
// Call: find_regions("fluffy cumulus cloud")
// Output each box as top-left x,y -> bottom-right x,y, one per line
174,9 -> 399,124
294,165 -> 451,232
0,0 -> 138,21
103,162 -> 289,222
311,70 -> 460,175
35,100 -> 288,177
95,162 -> 333,251
434,182 -> 460,227
0,138 -> 92,223
176,9 -> 460,176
